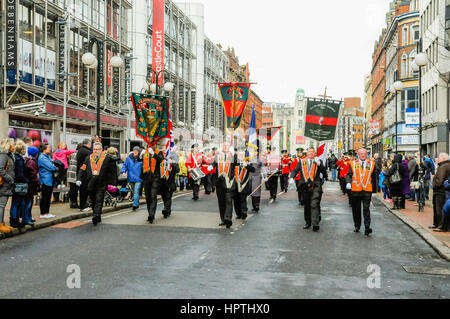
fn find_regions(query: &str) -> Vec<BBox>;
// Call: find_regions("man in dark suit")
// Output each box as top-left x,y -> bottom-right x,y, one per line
290,147 -> 327,232
77,142 -> 117,225
159,147 -> 180,219
76,139 -> 92,211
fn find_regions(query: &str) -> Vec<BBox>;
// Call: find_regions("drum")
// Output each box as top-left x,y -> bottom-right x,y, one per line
191,167 -> 206,181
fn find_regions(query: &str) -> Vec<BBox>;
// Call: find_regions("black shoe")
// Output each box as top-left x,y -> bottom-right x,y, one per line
285,189 -> 288,193
92,216 -> 99,226
303,224 -> 311,229
225,220 -> 232,229
428,225 -> 437,229
365,228 -> 372,236
147,217 -> 154,224
219,222 -> 226,226
98,216 -> 102,223
236,215 -> 242,220
252,208 -> 257,212
312,226 -> 320,232
70,203 -> 79,209
132,206 -> 138,211
354,228 -> 360,232
241,214 -> 247,220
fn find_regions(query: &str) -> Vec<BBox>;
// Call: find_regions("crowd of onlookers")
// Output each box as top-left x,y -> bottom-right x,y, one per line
330,151 -> 450,233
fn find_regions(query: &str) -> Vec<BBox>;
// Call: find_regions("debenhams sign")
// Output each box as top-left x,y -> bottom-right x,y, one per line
6,0 -> 17,71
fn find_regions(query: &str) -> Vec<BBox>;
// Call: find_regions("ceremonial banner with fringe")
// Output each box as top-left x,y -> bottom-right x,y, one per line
304,98 -> 342,142
218,82 -> 251,132
131,93 -> 170,146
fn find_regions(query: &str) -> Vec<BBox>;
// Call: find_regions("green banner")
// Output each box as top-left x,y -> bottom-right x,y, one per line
130,93 -> 170,146
304,98 -> 342,142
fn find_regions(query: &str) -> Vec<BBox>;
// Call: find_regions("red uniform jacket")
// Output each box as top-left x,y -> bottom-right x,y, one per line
281,156 -> 291,174
186,152 -> 206,178
290,158 -> 301,180
337,160 -> 350,178
203,155 -> 215,175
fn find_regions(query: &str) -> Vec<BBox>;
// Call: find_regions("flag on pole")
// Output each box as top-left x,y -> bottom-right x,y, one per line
218,82 -> 251,132
165,114 -> 174,157
245,104 -> 258,161
317,142 -> 327,164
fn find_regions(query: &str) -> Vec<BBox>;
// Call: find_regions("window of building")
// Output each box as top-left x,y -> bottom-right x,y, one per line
401,54 -> 407,78
402,27 -> 409,45
412,25 -> 419,42
113,4 -> 119,39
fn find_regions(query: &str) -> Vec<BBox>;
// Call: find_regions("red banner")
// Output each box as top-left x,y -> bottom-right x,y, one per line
152,0 -> 164,85
107,49 -> 111,86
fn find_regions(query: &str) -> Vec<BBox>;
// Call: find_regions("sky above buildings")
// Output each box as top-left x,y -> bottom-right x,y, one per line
178,0 -> 392,105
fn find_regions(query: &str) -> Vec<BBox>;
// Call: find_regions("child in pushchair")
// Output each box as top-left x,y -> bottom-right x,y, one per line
104,185 -> 121,208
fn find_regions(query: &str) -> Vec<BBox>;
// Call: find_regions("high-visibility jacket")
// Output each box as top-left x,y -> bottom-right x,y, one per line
281,156 -> 291,174
349,160 -> 375,192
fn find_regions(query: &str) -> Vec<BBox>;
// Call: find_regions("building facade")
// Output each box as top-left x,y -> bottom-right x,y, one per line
363,75 -> 373,151
1,0 -> 132,152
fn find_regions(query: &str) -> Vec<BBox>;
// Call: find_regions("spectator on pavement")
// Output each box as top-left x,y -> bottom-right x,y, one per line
327,153 -> 338,181
52,142 -> 76,202
76,139 -> 92,211
38,143 -> 57,219
431,153 -> 450,230
9,141 -> 28,228
422,155 -> 434,201
24,146 -> 39,225
0,138 -> 15,234
439,176 -> 450,232
121,146 -> 143,211
385,154 -> 405,210
401,156 -> 411,208
178,151 -> 188,191
67,144 -> 82,209
379,166 -> 391,202
23,137 -> 33,158
374,153 -> 382,192
408,154 -> 418,201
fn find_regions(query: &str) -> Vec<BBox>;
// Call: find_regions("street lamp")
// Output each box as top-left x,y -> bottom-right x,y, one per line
148,70 -> 175,96
390,80 -> 403,153
82,39 -> 124,137
413,51 -> 428,212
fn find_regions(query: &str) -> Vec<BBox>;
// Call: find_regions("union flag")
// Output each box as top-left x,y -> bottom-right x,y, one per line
218,82 -> 251,132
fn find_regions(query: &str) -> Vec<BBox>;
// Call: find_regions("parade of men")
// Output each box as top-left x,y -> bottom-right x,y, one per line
290,147 -> 327,232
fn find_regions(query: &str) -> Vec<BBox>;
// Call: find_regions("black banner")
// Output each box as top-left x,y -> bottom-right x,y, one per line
58,19 -> 65,84
179,85 -> 184,122
124,57 -> 131,105
191,90 -> 196,124
210,103 -> 215,127
6,0 -> 17,71
113,52 -> 120,106
304,98 -> 342,142
98,41 -> 104,96
82,42 -> 89,97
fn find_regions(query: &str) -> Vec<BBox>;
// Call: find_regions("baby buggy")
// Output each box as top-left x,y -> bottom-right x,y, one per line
104,185 -> 121,208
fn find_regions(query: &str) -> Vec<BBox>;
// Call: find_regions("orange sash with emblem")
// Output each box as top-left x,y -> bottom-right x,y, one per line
90,152 -> 107,176
301,159 -> 316,181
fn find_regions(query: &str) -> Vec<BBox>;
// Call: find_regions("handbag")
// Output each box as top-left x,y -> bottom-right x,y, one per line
389,164 -> 402,184
14,183 -> 28,196
410,181 -> 420,190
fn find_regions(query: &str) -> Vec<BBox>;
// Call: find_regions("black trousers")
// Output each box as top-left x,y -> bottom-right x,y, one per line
68,182 -> 79,205
79,180 -> 90,209
160,182 -> 174,215
89,187 -> 107,217
204,174 -> 213,194
339,177 -> 346,193
233,190 -> 248,217
189,177 -> 200,199
433,192 -> 446,227
144,179 -> 161,220
251,196 -> 261,211
280,174 -> 289,191
216,185 -> 234,222
351,191 -> 372,230
301,186 -> 322,227
40,184 -> 53,215
268,175 -> 279,199
295,180 -> 303,204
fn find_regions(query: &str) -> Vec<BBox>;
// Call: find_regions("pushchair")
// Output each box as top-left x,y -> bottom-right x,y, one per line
117,183 -> 134,203
104,185 -> 121,208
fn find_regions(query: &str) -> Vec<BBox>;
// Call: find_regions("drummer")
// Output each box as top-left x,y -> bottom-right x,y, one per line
265,146 -> 281,203
186,144 -> 207,201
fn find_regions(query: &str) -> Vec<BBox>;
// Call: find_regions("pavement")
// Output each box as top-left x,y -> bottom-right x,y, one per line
0,181 -> 449,298
374,192 -> 450,261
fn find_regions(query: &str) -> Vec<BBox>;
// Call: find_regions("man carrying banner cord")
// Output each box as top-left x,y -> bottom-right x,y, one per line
249,140 -> 267,213
290,148 -> 304,206
159,143 -> 180,219
140,140 -> 166,224
345,148 -> 378,236
233,147 -> 255,220
77,142 -> 117,226
290,147 -> 327,232
186,144 -> 206,201
280,150 -> 291,193
208,141 -> 239,229
265,146 -> 281,204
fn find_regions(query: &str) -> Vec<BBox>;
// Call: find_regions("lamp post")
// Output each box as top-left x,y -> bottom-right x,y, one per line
390,81 -> 404,154
82,39 -> 124,137
412,51 -> 428,212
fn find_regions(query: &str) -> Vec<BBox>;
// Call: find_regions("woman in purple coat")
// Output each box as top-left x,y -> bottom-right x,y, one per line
400,158 -> 411,209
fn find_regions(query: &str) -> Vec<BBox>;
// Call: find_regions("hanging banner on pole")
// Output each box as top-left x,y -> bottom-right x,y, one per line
218,82 -> 251,132
130,93 -> 170,146
369,120 -> 380,135
257,126 -> 282,141
304,98 -> 342,142
152,0 -> 164,85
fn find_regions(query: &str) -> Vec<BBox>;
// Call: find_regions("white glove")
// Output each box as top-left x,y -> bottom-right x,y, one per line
208,165 -> 214,172
315,157 -> 321,165
263,177 -> 268,182
76,181 -> 82,187
140,150 -> 146,158
243,162 -> 248,167
346,183 -> 352,190
289,178 -> 294,184
319,173 -> 323,179
148,148 -> 155,156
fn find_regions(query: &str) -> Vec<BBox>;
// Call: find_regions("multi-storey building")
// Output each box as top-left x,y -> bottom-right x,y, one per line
271,102 -> 293,154
383,0 -> 420,156
1,0 -> 132,152
363,75 -> 373,151
341,98 -> 364,153
420,0 -> 450,156
262,104 -> 274,127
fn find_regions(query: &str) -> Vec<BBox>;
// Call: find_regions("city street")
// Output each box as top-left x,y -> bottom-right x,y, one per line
0,182 -> 448,299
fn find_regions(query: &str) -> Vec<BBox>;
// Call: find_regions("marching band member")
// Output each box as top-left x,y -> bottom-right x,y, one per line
290,147 -> 327,232
290,148 -> 304,205
250,140 -> 267,213
208,141 -> 238,229
202,148 -> 214,195
265,146 -> 281,204
345,148 -> 378,236
233,147 -> 255,220
77,142 -> 117,226
186,144 -> 206,201
159,144 -> 180,219
280,150 -> 291,193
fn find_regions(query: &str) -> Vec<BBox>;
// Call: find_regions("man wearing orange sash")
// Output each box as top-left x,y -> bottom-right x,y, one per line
77,142 -> 117,225
159,144 -> 180,219
233,147 -> 255,220
208,141 -> 238,229
290,147 -> 327,232
345,148 -> 378,236
265,147 -> 281,203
